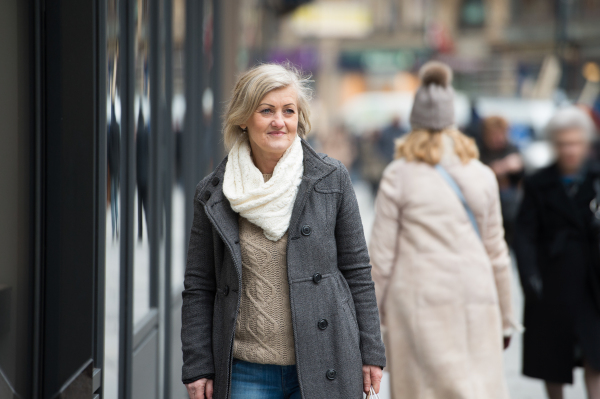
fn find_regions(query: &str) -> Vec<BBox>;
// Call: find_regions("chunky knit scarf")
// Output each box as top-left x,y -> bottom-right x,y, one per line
223,134 -> 304,241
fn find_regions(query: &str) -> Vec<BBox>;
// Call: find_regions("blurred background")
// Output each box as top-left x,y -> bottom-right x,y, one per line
1,0 -> 600,398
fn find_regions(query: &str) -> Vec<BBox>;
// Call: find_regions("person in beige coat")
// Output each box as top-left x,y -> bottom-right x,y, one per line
370,61 -> 521,399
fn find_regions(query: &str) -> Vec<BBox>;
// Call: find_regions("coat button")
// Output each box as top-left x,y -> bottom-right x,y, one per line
203,191 -> 211,201
223,285 -> 229,296
211,177 -> 220,186
318,319 -> 328,330
301,225 -> 312,236
326,369 -> 337,380
312,273 -> 322,284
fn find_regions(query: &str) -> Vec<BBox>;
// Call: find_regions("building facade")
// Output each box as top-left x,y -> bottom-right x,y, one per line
0,0 -> 256,397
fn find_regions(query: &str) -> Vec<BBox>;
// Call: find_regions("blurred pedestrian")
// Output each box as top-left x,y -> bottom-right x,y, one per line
359,130 -> 388,195
181,63 -> 386,399
370,61 -> 519,399
317,123 -> 357,171
514,106 -> 600,399
479,116 -> 524,246
378,117 -> 406,163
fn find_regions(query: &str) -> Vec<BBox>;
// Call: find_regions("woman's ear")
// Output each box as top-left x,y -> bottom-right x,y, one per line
240,124 -> 247,130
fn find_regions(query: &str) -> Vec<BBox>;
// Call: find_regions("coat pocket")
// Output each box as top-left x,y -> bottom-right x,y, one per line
342,297 -> 360,348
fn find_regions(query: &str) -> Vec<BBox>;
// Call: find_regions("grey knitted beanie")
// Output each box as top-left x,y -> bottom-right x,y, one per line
409,61 -> 455,131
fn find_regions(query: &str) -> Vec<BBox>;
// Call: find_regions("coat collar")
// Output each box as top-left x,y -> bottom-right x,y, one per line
198,138 -> 337,271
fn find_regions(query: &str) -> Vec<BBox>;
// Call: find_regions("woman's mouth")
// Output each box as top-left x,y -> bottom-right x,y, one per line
268,131 -> 286,136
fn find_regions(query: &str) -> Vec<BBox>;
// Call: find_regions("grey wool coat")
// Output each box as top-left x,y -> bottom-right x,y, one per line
181,139 -> 386,399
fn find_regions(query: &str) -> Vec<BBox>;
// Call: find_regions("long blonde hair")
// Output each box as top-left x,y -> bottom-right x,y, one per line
394,128 -> 479,165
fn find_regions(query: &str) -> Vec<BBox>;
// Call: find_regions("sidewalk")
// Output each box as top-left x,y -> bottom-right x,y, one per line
352,180 -> 586,399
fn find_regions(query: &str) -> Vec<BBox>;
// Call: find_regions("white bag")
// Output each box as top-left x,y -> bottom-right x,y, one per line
366,386 -> 380,399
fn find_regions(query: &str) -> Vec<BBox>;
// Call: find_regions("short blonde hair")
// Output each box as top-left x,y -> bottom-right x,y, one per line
222,63 -> 313,150
394,128 -> 479,165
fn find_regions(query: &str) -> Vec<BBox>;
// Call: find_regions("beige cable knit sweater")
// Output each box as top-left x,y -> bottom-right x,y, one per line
233,174 -> 296,365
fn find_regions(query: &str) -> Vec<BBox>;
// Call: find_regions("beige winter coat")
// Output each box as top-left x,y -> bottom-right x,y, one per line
370,148 -> 518,399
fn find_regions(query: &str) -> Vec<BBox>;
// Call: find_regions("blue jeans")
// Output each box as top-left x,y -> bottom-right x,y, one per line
230,359 -> 301,399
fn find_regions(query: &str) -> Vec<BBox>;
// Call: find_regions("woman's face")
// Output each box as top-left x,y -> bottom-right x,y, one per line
241,86 -> 298,159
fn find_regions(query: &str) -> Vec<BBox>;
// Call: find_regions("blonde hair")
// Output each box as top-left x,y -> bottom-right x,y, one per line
394,128 -> 479,165
222,63 -> 313,150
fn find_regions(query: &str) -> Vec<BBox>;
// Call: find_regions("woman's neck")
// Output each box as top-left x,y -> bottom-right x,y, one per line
249,144 -> 283,175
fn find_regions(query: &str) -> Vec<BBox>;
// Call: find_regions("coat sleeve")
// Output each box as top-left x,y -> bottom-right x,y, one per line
335,162 -> 387,368
369,162 -> 402,325
181,179 -> 217,383
481,174 -> 520,335
513,178 -> 543,299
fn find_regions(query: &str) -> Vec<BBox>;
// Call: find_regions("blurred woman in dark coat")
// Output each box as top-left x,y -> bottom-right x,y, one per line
515,106 -> 600,399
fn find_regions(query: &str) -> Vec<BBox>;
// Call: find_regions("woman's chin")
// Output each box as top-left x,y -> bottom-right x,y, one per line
263,134 -> 295,152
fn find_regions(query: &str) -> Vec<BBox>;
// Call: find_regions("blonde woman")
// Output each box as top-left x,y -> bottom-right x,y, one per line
181,63 -> 386,399
370,62 -> 520,398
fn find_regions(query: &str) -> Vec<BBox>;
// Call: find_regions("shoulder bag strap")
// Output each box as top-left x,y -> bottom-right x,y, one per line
435,164 -> 481,239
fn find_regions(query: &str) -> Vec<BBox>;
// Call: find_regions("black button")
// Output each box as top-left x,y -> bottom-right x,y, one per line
212,177 -> 220,186
301,225 -> 312,236
312,273 -> 322,284
234,239 -> 240,244
223,285 -> 229,296
318,319 -> 328,330
203,191 -> 211,201
326,369 -> 337,380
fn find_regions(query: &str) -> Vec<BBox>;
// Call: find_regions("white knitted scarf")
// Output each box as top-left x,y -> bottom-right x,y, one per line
223,134 -> 304,241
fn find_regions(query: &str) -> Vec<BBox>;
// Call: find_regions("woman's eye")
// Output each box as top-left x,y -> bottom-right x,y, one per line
284,109 -> 295,115
260,109 -> 273,115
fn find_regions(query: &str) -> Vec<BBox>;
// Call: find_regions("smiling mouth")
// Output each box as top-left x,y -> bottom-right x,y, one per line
268,131 -> 286,135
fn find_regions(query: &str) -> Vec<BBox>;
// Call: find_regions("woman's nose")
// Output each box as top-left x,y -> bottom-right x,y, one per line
271,112 -> 284,128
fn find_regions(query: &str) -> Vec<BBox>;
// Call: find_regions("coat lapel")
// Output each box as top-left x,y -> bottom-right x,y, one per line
200,156 -> 242,274
288,139 -> 337,236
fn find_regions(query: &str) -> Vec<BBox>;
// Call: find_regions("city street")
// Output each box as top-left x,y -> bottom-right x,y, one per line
353,179 -> 587,399
5,0 -> 600,395
108,180 -> 590,398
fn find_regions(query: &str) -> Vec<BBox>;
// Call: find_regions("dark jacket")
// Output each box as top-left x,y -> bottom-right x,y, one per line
514,163 -> 600,383
181,139 -> 386,399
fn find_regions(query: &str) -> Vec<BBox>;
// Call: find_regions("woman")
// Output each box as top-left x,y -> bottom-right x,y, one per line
514,106 -> 600,399
479,116 -> 524,246
370,61 -> 519,399
181,63 -> 386,399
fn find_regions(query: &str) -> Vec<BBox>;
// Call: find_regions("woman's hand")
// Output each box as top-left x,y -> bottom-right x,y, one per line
185,378 -> 213,399
362,365 -> 383,394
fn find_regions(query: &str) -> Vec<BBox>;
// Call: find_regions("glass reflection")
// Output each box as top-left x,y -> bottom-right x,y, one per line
104,0 -> 121,397
201,0 -> 216,174
133,0 -> 151,326
171,0 -> 185,296
170,1 -> 187,396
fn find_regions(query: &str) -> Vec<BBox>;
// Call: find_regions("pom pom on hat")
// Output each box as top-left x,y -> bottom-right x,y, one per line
419,61 -> 453,88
